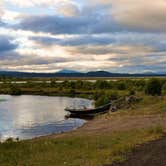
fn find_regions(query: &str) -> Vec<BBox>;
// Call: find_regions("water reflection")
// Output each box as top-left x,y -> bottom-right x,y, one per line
0,95 -> 93,140
65,114 -> 95,120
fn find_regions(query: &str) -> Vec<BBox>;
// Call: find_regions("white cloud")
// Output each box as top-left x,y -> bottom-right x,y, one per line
0,1 -> 4,18
110,0 -> 166,31
2,10 -> 20,22
90,0 -> 166,32
4,0 -> 70,7
2,0 -> 80,19
56,3 -> 80,17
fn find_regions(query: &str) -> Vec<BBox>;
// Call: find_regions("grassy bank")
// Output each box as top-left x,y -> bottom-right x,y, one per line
0,78 -> 166,165
0,128 -> 164,166
0,95 -> 166,166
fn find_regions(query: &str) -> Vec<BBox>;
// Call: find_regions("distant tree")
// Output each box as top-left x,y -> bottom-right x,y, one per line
145,79 -> 162,96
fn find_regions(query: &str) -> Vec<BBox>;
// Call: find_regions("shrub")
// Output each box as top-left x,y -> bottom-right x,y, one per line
94,91 -> 119,102
95,80 -> 111,89
107,91 -> 119,100
134,80 -> 146,91
69,89 -> 76,97
145,78 -> 162,96
5,137 -> 14,143
116,82 -> 126,90
95,95 -> 110,107
162,82 -> 166,95
128,89 -> 136,96
10,85 -> 22,95
93,91 -> 105,100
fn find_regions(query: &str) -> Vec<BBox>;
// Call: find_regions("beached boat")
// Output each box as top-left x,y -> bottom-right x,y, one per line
65,103 -> 111,115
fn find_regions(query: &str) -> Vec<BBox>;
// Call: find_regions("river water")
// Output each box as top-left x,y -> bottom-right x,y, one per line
0,95 -> 93,140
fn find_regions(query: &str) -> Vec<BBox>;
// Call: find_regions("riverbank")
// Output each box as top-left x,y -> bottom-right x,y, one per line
0,96 -> 166,166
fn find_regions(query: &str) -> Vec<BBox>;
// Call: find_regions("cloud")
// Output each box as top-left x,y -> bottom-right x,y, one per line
0,38 -> 165,73
4,0 -> 70,8
57,3 -> 80,17
0,0 -> 166,73
17,15 -> 93,34
0,1 -> 5,24
30,35 -> 115,46
0,35 -> 18,52
89,0 -> 166,32
110,0 -> 166,32
16,13 -> 124,34
2,10 -> 20,22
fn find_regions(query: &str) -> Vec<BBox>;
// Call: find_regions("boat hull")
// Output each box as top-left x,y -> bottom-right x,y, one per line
65,103 -> 111,115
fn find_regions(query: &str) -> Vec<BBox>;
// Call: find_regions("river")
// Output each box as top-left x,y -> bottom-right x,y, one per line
0,95 -> 93,140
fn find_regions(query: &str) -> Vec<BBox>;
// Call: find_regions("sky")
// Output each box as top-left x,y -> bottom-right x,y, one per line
0,0 -> 166,73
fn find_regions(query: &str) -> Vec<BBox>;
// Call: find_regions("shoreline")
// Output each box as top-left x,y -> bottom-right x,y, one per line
1,95 -> 166,165
35,112 -> 166,140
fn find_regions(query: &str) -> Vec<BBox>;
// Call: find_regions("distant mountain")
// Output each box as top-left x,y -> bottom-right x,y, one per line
87,71 -> 111,77
57,69 -> 80,74
0,70 -> 166,78
142,72 -> 157,75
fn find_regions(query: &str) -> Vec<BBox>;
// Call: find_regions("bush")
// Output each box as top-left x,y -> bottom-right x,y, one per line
10,85 -> 22,95
5,137 -> 14,143
95,95 -> 110,107
94,80 -> 111,89
107,91 -> 119,100
116,82 -> 126,90
162,82 -> 166,95
128,89 -> 136,96
68,89 -> 76,97
94,91 -> 119,102
145,78 -> 162,96
93,91 -> 105,100
134,80 -> 146,91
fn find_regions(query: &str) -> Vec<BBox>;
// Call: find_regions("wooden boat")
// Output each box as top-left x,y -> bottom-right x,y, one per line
65,103 -> 111,115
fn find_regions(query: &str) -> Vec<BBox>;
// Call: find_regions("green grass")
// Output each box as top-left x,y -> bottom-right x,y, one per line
0,78 -> 166,165
0,128 -> 164,166
107,96 -> 166,117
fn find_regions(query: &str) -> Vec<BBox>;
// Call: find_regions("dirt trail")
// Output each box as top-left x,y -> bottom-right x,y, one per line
111,136 -> 166,166
78,114 -> 166,134
41,113 -> 166,139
